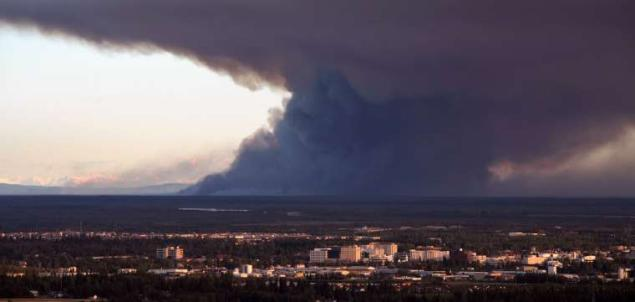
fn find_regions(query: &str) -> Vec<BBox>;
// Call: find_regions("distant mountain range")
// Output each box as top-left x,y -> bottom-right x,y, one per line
0,183 -> 190,195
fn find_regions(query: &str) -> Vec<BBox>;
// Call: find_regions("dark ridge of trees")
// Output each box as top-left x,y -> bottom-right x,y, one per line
2,274 -> 635,302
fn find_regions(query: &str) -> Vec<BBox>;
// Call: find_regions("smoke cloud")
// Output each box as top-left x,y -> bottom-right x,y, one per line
2,0 -> 635,195
63,151 -> 232,188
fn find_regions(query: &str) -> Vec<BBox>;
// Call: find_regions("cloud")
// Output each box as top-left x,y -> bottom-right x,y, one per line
490,129 -> 635,196
60,152 -> 232,188
0,152 -> 231,189
2,0 -> 635,195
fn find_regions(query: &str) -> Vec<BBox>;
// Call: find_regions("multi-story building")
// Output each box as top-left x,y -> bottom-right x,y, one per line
409,249 -> 424,261
340,245 -> 361,262
409,247 -> 450,262
309,248 -> 331,263
359,242 -> 398,262
618,267 -> 630,281
425,249 -> 450,261
362,245 -> 385,258
375,243 -> 398,256
156,246 -> 184,260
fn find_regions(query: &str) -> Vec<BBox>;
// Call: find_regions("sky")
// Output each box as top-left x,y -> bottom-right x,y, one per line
1,1 -> 635,196
0,26 -> 285,187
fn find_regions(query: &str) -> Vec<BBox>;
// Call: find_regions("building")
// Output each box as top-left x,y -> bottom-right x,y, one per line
466,251 -> 487,264
409,249 -> 424,261
362,245 -> 385,258
147,268 -> 189,277
395,252 -> 409,262
344,266 -> 375,276
240,264 -> 253,274
340,245 -> 361,262
409,247 -> 450,262
310,248 -> 331,263
618,267 -> 630,281
118,268 -> 137,274
582,255 -> 596,263
156,246 -> 184,260
358,242 -> 398,262
547,265 -> 558,275
424,249 -> 450,261
375,243 -> 398,256
522,255 -> 546,265
53,266 -> 77,277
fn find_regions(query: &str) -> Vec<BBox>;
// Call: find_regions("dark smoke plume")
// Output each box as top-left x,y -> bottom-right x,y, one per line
1,0 -> 635,195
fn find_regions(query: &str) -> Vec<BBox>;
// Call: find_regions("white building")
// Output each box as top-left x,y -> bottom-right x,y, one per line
309,248 -> 331,263
409,248 -> 449,262
147,268 -> 189,276
582,255 -> 596,262
156,246 -> 184,260
358,242 -> 398,262
375,243 -> 398,256
363,245 -> 385,258
118,268 -> 137,274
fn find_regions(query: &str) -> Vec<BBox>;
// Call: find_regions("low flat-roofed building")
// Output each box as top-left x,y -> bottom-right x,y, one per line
240,264 -> 253,274
118,268 -> 137,274
466,251 -> 487,264
147,268 -> 189,276
582,255 -> 596,262
522,255 -> 546,265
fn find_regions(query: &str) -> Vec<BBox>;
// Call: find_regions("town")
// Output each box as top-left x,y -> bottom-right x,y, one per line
2,198 -> 635,301
2,225 -> 635,301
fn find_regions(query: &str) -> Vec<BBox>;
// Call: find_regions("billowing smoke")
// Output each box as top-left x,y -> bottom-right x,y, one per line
2,0 -> 635,195
190,72 -> 495,194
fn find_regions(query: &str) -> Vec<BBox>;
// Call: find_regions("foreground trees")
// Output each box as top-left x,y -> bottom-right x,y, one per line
2,274 -> 635,302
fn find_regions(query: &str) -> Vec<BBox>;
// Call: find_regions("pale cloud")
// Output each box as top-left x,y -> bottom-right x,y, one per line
64,150 -> 234,188
489,128 -> 635,195
0,27 -> 285,188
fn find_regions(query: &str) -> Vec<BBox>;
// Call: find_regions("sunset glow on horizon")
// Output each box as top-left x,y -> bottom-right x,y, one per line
0,26 -> 286,187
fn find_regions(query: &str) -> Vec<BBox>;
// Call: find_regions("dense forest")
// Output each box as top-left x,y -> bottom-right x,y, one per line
2,274 -> 635,302
2,196 -> 635,232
